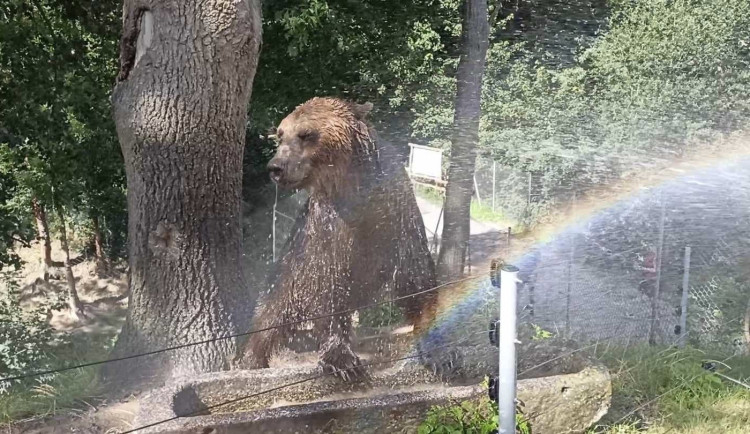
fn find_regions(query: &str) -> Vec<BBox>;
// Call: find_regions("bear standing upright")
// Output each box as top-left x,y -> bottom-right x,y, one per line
238,97 -> 438,380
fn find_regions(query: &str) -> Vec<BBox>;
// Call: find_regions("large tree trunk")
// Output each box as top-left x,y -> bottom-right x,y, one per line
436,0 -> 489,282
31,197 -> 55,280
107,0 -> 262,385
54,203 -> 84,321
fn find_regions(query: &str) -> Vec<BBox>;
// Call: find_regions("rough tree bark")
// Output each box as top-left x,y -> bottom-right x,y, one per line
54,203 -> 84,321
437,0 -> 490,282
106,0 -> 262,385
31,197 -> 56,280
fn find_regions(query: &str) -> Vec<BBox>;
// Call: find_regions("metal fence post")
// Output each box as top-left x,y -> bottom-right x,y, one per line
648,200 -> 667,345
492,161 -> 497,212
529,250 -> 537,320
507,226 -> 511,250
498,264 -> 520,434
565,192 -> 577,338
527,172 -> 532,205
679,246 -> 691,347
565,232 -> 576,338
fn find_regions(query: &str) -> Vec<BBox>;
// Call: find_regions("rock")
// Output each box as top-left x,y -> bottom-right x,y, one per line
133,342 -> 611,434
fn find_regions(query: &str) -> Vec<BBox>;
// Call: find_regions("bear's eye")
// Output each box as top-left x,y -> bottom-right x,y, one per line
298,130 -> 318,142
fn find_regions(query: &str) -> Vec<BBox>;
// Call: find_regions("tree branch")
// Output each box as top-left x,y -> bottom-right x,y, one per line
489,0 -> 503,30
29,0 -> 56,37
11,236 -> 32,248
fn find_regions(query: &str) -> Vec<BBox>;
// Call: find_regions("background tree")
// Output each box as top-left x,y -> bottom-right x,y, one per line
0,0 -> 123,319
436,0 -> 490,281
0,143 -> 33,271
105,0 -> 262,384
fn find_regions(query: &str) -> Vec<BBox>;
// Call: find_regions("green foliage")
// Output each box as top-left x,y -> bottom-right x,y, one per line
530,324 -> 552,341
407,0 -> 750,226
593,345 -> 750,433
0,272 -> 65,394
0,157 -> 32,269
687,273 -> 750,354
0,363 -> 100,424
469,200 -> 511,227
0,274 -> 112,423
252,0 -> 460,132
0,0 -> 125,260
419,377 -> 531,434
419,400 -> 499,434
584,0 -> 750,151
418,397 -> 531,434
0,331 -> 106,423
358,303 -> 404,328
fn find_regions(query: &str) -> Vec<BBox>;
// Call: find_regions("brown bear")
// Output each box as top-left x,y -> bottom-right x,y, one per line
238,97 -> 438,380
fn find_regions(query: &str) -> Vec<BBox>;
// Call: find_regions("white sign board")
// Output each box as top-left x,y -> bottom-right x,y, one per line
408,143 -> 443,180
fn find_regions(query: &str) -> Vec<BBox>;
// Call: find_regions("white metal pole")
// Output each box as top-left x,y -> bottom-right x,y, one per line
498,264 -> 520,434
679,246 -> 691,347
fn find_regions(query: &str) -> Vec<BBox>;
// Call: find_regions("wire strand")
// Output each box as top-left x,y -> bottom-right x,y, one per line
123,330 -> 489,433
0,275 -> 482,384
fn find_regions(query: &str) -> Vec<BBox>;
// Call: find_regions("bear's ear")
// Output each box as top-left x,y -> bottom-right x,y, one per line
352,102 -> 374,120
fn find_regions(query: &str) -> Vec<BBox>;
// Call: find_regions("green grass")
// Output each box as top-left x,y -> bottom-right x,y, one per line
590,345 -> 750,434
0,335 -> 111,424
413,184 -> 515,228
414,184 -> 444,206
418,378 -> 531,434
416,345 -> 750,434
0,366 -> 101,424
470,200 -> 513,227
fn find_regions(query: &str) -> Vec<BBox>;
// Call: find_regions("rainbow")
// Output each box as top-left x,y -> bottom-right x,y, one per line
417,142 -> 750,353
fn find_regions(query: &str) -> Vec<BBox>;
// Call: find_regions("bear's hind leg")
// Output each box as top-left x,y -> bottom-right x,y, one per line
399,285 -> 440,335
239,324 -> 282,369
237,291 -> 295,369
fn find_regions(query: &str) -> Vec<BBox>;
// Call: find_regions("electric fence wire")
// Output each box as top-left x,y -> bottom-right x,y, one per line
521,314 -> 748,428
0,275 -> 482,384
123,328 -> 494,433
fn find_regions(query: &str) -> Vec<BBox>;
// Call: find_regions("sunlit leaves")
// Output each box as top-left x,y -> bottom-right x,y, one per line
0,0 -> 124,260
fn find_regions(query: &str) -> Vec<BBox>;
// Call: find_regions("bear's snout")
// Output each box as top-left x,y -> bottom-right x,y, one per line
267,159 -> 285,183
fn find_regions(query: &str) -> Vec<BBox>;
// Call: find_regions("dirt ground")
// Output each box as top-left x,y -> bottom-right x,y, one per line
14,240 -> 129,334
5,242 -> 135,433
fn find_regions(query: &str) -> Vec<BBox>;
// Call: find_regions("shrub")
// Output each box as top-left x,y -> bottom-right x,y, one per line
418,378 -> 532,434
0,272 -> 65,394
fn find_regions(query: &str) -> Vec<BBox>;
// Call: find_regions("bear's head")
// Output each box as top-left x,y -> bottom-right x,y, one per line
266,97 -> 376,198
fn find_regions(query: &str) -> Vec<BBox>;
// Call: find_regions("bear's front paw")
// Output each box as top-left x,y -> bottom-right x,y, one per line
318,336 -> 370,383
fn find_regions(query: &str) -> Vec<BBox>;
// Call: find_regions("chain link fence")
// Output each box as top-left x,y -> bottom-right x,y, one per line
259,152 -> 750,356
687,237 -> 750,355
473,155 -> 549,228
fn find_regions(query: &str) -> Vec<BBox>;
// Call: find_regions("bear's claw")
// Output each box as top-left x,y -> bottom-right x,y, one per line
318,336 -> 371,383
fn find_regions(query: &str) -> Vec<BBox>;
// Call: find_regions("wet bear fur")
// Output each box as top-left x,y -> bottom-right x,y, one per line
238,97 -> 438,380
